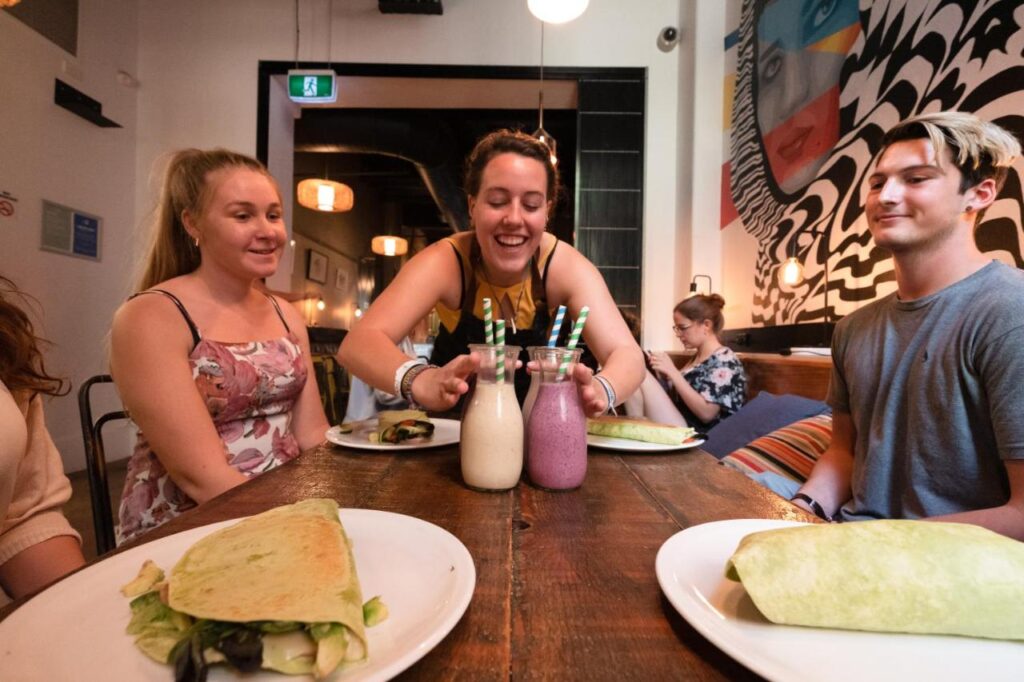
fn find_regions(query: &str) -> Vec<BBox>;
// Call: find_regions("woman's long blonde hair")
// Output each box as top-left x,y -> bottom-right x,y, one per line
135,149 -> 273,292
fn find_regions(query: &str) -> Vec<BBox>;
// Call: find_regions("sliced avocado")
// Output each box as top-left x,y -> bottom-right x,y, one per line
363,596 -> 389,627
121,560 -> 165,597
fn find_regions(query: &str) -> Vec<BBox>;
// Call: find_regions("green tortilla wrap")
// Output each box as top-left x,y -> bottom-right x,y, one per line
124,499 -> 371,679
586,416 -> 696,445
170,499 -> 366,646
725,520 -> 1024,640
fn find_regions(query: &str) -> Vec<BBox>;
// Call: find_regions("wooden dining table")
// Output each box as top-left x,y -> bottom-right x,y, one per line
1,440 -> 813,680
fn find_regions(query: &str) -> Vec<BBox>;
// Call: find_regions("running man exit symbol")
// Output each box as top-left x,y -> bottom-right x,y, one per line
303,77 -> 318,97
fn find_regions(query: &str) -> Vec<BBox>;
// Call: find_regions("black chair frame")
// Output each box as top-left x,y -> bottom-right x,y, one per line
77,374 -> 128,555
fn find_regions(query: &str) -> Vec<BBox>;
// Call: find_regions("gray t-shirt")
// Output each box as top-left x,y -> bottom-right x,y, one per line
827,261 -> 1024,522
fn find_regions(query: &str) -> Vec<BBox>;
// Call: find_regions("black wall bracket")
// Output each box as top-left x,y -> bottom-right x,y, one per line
379,0 -> 442,14
54,79 -> 121,128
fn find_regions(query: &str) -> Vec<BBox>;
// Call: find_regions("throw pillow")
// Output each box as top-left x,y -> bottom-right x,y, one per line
701,392 -> 830,459
720,413 -> 833,482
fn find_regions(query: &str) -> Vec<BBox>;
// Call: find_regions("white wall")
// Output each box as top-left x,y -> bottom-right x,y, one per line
0,4 -> 139,472
2,0 -> 731,471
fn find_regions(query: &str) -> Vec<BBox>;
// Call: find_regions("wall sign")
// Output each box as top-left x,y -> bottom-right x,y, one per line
40,199 -> 102,261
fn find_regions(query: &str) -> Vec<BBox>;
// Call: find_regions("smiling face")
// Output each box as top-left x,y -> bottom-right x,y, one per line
188,167 -> 286,281
468,152 -> 550,285
865,138 -> 977,254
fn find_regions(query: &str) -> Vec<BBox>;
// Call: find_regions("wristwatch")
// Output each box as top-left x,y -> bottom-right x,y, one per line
790,492 -> 833,522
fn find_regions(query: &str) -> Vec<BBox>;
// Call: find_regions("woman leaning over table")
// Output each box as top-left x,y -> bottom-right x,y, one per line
625,294 -> 746,433
0,276 -> 85,603
110,149 -> 329,544
338,130 -> 644,417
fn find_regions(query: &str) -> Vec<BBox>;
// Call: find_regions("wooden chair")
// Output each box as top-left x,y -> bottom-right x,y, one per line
77,374 -> 128,555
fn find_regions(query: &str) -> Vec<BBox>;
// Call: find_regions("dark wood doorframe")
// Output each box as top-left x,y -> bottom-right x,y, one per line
256,61 -> 647,318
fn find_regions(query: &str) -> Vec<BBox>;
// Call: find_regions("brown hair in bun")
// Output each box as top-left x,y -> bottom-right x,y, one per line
674,294 -> 726,334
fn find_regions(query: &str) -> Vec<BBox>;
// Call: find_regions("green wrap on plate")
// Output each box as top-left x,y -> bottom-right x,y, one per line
725,520 -> 1024,640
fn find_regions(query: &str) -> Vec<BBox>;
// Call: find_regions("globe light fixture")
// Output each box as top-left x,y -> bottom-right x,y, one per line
527,0 -> 589,24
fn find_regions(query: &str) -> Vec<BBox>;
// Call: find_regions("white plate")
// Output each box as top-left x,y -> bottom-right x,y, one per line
326,418 -> 460,451
586,433 -> 705,453
655,519 -> 1024,682
0,508 -> 476,681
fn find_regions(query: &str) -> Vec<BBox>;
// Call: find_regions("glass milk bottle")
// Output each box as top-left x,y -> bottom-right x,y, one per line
521,345 -> 546,429
526,347 -> 587,490
460,344 -> 523,491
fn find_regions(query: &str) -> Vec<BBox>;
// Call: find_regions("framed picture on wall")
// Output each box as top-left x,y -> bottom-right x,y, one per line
306,249 -> 328,284
334,266 -> 349,291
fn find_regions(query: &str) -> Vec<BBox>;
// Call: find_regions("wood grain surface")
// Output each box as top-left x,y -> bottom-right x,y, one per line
2,443 -> 816,680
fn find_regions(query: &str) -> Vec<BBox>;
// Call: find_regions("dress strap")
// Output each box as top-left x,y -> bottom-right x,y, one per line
128,289 -> 201,348
265,294 -> 292,333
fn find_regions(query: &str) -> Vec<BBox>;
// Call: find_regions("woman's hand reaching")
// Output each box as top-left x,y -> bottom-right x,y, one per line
409,353 -> 479,411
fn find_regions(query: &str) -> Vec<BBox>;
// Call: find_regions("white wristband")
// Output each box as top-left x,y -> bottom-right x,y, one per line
393,358 -> 425,398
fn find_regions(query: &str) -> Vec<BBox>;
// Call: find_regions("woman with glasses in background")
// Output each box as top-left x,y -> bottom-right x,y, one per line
624,294 -> 746,433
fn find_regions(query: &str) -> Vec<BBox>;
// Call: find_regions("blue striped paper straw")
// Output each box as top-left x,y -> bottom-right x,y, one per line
482,297 -> 494,345
495,320 -> 506,383
558,306 -> 589,377
547,305 -> 566,347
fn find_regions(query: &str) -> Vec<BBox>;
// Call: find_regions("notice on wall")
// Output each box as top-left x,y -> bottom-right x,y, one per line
40,200 -> 101,260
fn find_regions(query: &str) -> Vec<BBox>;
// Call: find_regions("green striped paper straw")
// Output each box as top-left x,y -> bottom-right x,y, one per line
547,305 -> 566,347
495,319 -> 506,383
558,306 -> 589,377
482,297 -> 494,345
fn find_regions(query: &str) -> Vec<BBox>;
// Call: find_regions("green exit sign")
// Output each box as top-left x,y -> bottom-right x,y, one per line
287,69 -> 337,104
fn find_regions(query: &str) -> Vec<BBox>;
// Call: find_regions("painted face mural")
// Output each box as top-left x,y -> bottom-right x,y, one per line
727,0 -> 1024,326
755,0 -> 859,195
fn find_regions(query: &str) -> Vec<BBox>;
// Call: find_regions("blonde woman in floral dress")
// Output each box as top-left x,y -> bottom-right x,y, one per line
110,149 -> 328,544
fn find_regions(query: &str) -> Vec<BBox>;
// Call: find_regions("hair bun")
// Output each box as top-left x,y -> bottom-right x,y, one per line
708,293 -> 725,308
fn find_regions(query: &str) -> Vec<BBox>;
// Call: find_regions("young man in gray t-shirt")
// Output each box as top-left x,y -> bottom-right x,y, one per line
792,111 -> 1024,539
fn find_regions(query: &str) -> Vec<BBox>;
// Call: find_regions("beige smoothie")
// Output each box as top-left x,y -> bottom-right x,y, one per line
460,380 -> 523,490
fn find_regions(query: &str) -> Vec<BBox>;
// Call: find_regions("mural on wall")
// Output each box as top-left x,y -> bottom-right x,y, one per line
724,0 -> 1024,326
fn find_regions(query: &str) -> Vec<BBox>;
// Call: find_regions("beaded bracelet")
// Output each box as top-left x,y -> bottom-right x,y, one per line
400,363 -> 439,406
593,374 -> 617,414
393,359 -> 425,398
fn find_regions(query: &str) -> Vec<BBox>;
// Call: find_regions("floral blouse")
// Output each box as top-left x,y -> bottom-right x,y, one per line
117,334 -> 307,544
669,346 -> 746,433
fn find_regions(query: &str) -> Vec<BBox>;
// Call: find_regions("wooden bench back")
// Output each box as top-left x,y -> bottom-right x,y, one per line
667,351 -> 832,401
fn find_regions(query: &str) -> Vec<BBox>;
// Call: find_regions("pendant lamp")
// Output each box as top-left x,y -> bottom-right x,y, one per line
371,235 -> 409,257
528,0 -> 589,24
533,21 -> 558,166
297,178 -> 354,213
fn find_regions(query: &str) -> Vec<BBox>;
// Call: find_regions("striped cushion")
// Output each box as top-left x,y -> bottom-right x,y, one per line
721,414 -> 832,483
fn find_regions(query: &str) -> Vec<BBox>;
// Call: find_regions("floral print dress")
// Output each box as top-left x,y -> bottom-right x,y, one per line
668,346 -> 746,433
117,291 -> 307,544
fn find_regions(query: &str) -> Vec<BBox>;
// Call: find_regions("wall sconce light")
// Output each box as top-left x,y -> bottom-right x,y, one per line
527,0 -> 589,23
316,295 -> 326,311
371,235 -> 409,257
297,178 -> 354,213
689,274 -> 712,295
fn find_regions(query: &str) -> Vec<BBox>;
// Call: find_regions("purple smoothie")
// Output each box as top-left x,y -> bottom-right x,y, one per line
527,381 -> 587,490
